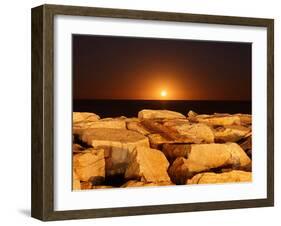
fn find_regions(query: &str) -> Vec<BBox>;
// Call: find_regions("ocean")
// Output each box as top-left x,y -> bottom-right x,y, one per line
73,99 -> 251,118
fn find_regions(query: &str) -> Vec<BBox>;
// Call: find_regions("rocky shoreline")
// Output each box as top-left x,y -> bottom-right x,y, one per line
72,109 -> 252,190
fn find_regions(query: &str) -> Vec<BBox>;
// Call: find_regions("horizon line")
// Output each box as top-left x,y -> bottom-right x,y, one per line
73,98 -> 252,101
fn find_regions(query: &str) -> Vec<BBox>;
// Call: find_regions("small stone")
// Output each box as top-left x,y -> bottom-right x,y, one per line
80,181 -> 92,190
187,110 -> 198,118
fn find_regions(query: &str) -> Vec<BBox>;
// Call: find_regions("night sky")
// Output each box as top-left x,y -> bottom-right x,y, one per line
73,35 -> 251,101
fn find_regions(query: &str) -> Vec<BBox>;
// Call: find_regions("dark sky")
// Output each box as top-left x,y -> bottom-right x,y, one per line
73,35 -> 251,100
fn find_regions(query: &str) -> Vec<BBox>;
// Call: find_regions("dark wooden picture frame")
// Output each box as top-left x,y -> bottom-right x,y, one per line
31,4 -> 274,221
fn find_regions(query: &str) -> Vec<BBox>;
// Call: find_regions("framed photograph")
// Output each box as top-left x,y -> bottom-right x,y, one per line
31,4 -> 274,221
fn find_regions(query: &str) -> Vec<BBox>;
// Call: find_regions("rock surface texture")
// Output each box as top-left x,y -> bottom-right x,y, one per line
138,109 -> 186,120
73,148 -> 105,182
168,143 -> 251,184
72,110 -> 252,190
125,147 -> 171,183
187,170 -> 252,184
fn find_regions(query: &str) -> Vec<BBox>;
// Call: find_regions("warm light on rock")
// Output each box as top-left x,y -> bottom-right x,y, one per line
72,110 -> 252,190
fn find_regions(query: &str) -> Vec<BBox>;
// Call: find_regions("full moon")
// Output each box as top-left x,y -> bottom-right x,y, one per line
160,90 -> 167,97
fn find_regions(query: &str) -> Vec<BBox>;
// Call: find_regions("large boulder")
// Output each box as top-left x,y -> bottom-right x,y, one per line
198,115 -> 240,126
142,119 -> 203,144
73,112 -> 100,124
125,147 -> 171,183
187,111 -> 241,126
235,113 -> 252,125
126,121 -> 151,135
148,134 -> 173,149
78,128 -> 150,148
147,133 -> 200,150
162,144 -> 191,161
138,109 -> 186,120
188,143 -> 251,168
77,128 -> 150,176
214,125 -> 251,142
163,120 -> 214,143
168,143 -> 251,184
73,148 -> 105,182
84,118 -> 126,129
73,118 -> 126,134
187,170 -> 252,184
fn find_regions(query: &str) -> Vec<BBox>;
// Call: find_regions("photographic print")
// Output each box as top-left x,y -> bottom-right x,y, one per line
31,4 -> 273,220
72,35 -> 252,190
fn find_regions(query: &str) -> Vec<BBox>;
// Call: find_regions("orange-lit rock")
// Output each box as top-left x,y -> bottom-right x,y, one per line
73,112 -> 100,124
80,181 -> 92,190
73,143 -> 85,153
187,111 -> 241,126
73,148 -> 105,182
214,125 -> 251,142
78,128 -> 150,176
72,171 -> 81,190
125,147 -> 171,183
168,143 -> 251,184
73,118 -> 126,134
142,119 -> 202,144
92,185 -> 114,189
187,170 -> 252,184
162,144 -> 190,161
72,111 -> 252,188
235,113 -> 252,125
126,121 -> 151,135
138,109 -> 186,120
121,180 -> 173,188
163,120 -> 214,143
